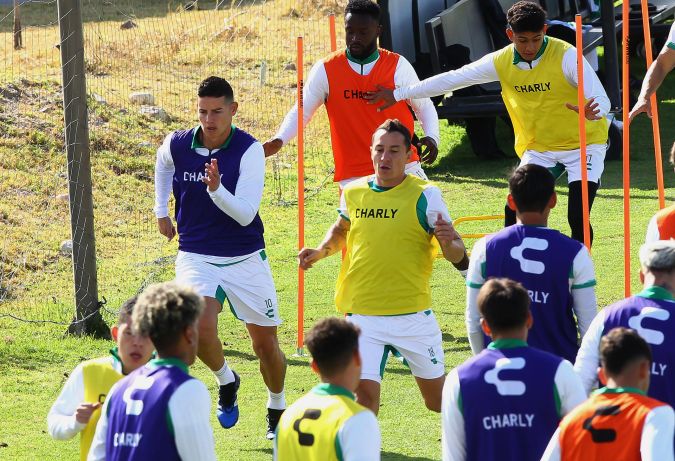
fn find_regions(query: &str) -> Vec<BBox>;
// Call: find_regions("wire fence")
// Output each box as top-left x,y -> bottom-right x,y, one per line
0,0 -> 343,326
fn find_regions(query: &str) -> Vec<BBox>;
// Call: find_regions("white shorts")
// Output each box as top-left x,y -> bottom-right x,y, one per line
520,144 -> 606,183
338,161 -> 428,189
347,310 -> 444,383
175,250 -> 281,327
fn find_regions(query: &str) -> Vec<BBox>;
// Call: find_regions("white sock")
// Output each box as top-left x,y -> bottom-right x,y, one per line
267,389 -> 286,410
214,363 -> 235,386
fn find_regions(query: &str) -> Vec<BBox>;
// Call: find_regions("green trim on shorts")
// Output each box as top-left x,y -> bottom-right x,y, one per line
548,163 -> 566,180
335,433 -> 344,461
216,285 -> 241,320
206,257 -> 251,268
668,42 -> 675,50
554,384 -> 562,418
571,279 -> 596,289
260,249 -> 267,261
458,391 -> 463,416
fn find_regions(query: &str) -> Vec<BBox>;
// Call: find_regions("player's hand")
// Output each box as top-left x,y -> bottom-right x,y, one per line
298,248 -> 326,270
364,84 -> 397,112
417,137 -> 438,164
75,402 -> 101,424
565,97 -> 602,121
263,138 -> 283,157
157,216 -> 176,242
433,214 -> 460,246
202,159 -> 221,192
629,96 -> 652,122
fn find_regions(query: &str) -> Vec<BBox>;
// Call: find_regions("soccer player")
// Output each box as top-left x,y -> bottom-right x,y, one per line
367,1 -> 610,245
274,317 -> 381,461
575,241 -> 675,404
629,22 -> 675,121
645,142 -> 675,243
87,282 -> 217,461
153,76 -> 287,437
47,297 -> 153,461
298,119 -> 467,414
263,0 -> 440,188
465,164 -> 597,363
442,278 -> 586,461
542,328 -> 674,461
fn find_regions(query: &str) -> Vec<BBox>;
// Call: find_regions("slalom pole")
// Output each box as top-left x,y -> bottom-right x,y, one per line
297,37 -> 305,356
622,0 -> 631,297
575,15 -> 592,252
638,0 -> 665,209
329,13 -> 337,52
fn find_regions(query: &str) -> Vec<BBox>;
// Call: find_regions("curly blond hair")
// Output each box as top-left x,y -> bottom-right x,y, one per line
132,282 -> 204,352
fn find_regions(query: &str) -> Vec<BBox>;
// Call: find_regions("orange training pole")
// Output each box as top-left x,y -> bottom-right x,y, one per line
575,15 -> 592,251
622,0 -> 631,297
297,37 -> 305,355
329,13 -> 337,53
639,0 -> 665,209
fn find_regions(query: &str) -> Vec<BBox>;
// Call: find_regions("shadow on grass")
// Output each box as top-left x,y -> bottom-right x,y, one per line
222,347 -> 310,368
382,451 -> 437,461
241,447 -> 273,456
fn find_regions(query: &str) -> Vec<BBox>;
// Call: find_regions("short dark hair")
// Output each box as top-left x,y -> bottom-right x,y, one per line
118,296 -> 138,325
507,1 -> 547,33
372,118 -> 412,150
345,0 -> 380,21
306,317 -> 360,377
600,328 -> 652,376
198,76 -> 234,101
478,278 -> 531,333
133,282 -> 204,353
509,164 -> 555,213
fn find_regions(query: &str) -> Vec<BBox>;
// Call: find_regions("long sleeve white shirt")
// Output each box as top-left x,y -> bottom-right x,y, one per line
541,404 -> 675,461
87,375 -> 217,461
47,356 -> 122,441
273,51 -> 440,147
441,358 -> 586,461
153,130 -> 265,227
465,231 -> 598,354
393,44 -> 610,120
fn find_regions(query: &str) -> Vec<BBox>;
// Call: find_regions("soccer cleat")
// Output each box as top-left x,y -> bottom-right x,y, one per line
216,371 -> 240,429
266,408 -> 285,440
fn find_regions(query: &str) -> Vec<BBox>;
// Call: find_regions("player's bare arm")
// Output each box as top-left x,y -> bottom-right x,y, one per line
434,214 -> 466,263
629,47 -> 675,121
298,217 -> 351,270
157,216 -> 176,241
365,84 -> 397,111
262,138 -> 283,157
565,97 -> 602,121
202,158 -> 221,192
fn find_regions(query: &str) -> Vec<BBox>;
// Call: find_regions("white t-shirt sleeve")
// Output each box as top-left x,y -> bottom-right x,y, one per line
154,133 -> 175,218
561,48 -> 610,118
207,141 -> 265,226
466,237 -> 487,354
394,56 -> 441,146
423,186 -> 452,230
573,309 -> 605,395
554,360 -> 587,416
641,405 -> 675,461
273,60 -> 329,145
47,363 -> 88,440
337,410 -> 381,461
442,369 -> 466,461
87,381 -> 120,461
540,428 -> 562,461
646,214 -> 660,243
169,379 -> 217,461
570,246 -> 597,339
393,51 -> 500,101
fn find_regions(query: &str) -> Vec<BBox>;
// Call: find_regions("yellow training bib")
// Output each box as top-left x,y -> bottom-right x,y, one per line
493,37 -> 608,156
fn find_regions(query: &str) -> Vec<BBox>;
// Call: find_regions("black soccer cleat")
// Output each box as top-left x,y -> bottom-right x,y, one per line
216,371 -> 240,429
266,408 -> 285,440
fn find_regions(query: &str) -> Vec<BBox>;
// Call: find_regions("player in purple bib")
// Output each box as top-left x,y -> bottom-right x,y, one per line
466,164 -> 597,363
576,241 -> 675,407
154,76 -> 287,437
88,282 -> 216,461
443,278 -> 585,461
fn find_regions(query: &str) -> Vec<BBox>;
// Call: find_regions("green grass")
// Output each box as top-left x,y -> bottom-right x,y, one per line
0,1 -> 674,459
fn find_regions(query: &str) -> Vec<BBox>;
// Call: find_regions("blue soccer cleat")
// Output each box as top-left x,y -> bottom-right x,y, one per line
216,371 -> 240,429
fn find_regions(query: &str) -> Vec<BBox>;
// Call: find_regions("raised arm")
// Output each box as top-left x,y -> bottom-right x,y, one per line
298,216 -> 351,270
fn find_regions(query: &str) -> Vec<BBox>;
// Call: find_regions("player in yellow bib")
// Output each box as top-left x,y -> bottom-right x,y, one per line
298,119 -> 467,415
367,1 -> 610,245
274,317 -> 380,461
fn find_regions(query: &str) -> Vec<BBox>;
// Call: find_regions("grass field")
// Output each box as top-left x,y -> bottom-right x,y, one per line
0,1 -> 674,460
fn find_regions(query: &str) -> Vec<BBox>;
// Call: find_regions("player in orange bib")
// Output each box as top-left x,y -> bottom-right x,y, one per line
263,0 -> 440,189
645,143 -> 675,243
541,327 -> 674,461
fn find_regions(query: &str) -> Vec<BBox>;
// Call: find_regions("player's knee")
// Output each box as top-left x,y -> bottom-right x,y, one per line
251,333 -> 279,360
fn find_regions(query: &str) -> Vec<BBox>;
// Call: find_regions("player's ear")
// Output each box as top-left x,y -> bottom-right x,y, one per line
111,325 -> 119,342
506,28 -> 514,42
310,360 -> 320,375
639,269 -> 645,284
506,194 -> 517,212
542,24 -> 548,35
354,349 -> 362,368
549,192 -> 557,210
480,318 -> 492,337
597,367 -> 606,384
525,311 -> 533,330
230,101 -> 238,116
